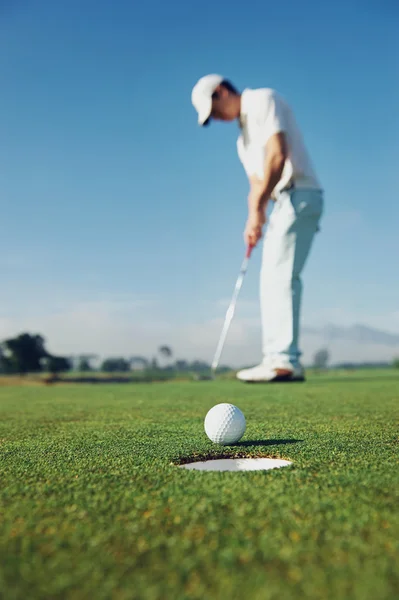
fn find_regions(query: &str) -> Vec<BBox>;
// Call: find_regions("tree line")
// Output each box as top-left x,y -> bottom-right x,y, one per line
0,333 -> 225,376
1,333 -> 398,376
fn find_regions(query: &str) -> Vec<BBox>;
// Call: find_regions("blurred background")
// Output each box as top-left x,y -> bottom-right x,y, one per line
1,0 -> 398,377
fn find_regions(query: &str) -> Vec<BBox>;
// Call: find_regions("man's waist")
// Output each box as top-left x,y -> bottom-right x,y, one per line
279,176 -> 322,193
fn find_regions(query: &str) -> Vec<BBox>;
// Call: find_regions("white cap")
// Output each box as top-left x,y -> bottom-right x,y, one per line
191,74 -> 224,125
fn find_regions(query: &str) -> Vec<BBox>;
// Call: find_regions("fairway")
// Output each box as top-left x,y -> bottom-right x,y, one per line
0,372 -> 398,600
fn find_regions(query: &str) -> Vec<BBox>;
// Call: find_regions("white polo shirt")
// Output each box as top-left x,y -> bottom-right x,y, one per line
237,88 -> 321,196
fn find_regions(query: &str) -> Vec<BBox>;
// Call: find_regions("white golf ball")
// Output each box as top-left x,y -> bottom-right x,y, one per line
204,403 -> 246,445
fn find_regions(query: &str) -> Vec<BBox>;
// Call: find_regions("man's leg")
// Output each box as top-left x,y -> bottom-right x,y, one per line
237,188 -> 323,382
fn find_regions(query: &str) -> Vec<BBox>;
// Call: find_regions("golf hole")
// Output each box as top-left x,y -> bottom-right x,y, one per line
179,458 -> 292,472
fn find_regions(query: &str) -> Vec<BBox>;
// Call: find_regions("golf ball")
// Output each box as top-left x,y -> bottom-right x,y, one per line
204,403 -> 246,445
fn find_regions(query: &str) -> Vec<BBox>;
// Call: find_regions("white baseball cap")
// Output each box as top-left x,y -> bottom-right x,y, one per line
191,74 -> 224,126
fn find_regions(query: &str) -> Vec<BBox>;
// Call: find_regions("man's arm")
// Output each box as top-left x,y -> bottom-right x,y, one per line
244,132 -> 287,247
248,132 -> 287,212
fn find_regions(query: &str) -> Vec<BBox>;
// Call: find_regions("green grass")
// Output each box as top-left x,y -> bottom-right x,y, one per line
0,371 -> 398,600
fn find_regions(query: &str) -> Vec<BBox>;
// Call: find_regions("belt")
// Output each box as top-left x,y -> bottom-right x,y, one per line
280,180 -> 322,193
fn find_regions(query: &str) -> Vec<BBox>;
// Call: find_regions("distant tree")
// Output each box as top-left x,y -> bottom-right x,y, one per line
313,348 -> 330,370
78,358 -> 92,372
0,347 -> 10,374
1,333 -> 49,375
129,356 -> 149,370
216,365 -> 231,374
393,358 -> 399,369
77,354 -> 98,372
45,356 -> 72,376
66,355 -> 78,370
151,357 -> 159,370
158,345 -> 173,370
159,345 -> 172,359
101,358 -> 130,373
190,360 -> 211,373
175,360 -> 189,371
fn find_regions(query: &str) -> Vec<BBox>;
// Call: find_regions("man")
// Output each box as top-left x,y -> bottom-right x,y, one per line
191,74 -> 324,382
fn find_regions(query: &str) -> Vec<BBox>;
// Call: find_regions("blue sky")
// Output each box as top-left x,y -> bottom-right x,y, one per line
1,0 -> 398,365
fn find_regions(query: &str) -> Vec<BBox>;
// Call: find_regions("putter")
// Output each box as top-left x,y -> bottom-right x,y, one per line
211,244 -> 253,375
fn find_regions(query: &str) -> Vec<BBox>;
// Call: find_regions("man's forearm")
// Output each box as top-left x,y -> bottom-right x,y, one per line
248,154 -> 285,213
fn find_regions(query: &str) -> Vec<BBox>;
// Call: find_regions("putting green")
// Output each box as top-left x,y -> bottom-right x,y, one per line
0,370 -> 397,599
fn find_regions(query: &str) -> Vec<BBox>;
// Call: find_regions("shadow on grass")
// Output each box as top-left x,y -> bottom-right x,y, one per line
175,439 -> 302,465
234,438 -> 303,447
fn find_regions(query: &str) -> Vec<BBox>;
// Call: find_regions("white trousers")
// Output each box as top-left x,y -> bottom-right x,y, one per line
260,188 -> 323,368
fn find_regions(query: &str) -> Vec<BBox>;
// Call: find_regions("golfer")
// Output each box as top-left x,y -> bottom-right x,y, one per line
191,75 -> 324,382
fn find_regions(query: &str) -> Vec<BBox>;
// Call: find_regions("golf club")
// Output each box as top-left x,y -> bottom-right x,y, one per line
211,244 -> 253,375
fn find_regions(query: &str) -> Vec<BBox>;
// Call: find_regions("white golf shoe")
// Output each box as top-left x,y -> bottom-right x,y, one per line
236,362 -> 305,383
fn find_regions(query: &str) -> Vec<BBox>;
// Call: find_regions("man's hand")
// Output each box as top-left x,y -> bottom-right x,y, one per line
244,209 -> 266,247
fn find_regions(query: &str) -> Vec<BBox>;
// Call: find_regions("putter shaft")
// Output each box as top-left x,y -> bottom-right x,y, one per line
211,246 -> 253,372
